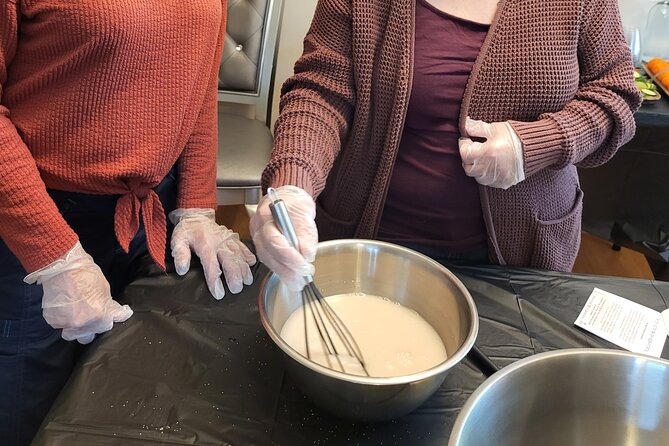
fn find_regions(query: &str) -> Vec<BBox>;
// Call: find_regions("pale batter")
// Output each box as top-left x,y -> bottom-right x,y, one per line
280,293 -> 448,377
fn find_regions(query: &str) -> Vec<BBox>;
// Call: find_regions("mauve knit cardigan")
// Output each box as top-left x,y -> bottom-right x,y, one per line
263,0 -> 641,271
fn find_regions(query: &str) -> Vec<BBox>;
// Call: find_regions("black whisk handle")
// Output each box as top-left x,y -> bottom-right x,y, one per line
467,345 -> 499,377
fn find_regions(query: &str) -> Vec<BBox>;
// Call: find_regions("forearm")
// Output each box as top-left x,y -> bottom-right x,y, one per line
176,8 -> 226,210
0,127 -> 79,271
509,0 -> 641,177
176,67 -> 218,209
261,0 -> 356,198
263,90 -> 352,196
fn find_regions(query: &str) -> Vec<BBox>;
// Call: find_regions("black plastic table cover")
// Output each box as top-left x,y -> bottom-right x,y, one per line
33,256 -> 669,446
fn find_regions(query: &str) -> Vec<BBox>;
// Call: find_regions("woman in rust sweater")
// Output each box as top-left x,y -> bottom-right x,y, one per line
250,0 -> 641,289
0,1 -> 255,443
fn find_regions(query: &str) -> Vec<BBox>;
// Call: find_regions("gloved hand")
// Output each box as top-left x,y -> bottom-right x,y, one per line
169,208 -> 256,299
24,241 -> 133,344
459,117 -> 525,190
250,185 -> 318,291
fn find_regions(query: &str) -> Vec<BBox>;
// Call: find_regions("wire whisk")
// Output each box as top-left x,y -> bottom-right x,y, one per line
267,188 -> 369,376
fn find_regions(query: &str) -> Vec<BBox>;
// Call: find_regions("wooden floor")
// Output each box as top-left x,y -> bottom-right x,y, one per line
218,205 -> 656,281
216,205 -> 251,240
573,232 -> 654,280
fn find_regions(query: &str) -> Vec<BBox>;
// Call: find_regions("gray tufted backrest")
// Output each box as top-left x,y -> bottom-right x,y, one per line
218,0 -> 283,123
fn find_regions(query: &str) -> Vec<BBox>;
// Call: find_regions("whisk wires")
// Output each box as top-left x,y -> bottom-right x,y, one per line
302,282 -> 370,376
267,187 -> 369,376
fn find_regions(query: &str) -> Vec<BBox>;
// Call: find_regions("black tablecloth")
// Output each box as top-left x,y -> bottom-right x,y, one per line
33,256 -> 669,446
579,99 -> 669,261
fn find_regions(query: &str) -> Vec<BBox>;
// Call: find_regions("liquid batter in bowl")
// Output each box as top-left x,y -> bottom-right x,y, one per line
280,293 -> 448,377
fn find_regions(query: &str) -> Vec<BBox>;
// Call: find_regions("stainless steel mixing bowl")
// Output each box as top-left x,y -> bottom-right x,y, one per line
258,239 -> 478,421
449,348 -> 669,446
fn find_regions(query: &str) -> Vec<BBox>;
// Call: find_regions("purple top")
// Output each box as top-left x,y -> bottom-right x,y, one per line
378,0 -> 490,251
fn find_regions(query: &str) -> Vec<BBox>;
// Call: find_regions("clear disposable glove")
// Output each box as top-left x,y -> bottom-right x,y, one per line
459,117 -> 525,190
249,185 -> 318,291
24,241 -> 133,344
169,208 -> 256,299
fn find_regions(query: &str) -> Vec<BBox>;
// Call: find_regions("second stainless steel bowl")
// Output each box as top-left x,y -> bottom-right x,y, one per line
449,348 -> 669,446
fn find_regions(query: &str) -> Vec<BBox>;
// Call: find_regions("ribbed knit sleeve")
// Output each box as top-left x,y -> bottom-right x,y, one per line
0,1 -> 78,272
509,0 -> 642,178
262,0 -> 356,197
177,2 -> 226,211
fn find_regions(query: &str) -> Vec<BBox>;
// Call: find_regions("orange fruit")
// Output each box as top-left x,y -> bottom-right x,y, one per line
646,58 -> 669,75
657,71 -> 669,89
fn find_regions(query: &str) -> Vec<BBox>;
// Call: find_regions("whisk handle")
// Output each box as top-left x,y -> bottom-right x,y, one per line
267,188 -> 301,251
268,188 -> 316,284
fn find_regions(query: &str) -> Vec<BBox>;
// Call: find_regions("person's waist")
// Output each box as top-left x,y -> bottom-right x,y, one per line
47,167 -> 177,212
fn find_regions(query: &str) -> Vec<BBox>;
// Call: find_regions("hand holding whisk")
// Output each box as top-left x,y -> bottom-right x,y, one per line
267,188 -> 369,376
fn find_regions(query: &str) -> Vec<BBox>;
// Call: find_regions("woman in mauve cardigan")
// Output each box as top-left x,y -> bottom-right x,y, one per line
250,0 -> 640,288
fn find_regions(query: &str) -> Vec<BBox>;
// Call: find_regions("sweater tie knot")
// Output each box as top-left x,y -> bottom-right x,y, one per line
114,180 -> 167,270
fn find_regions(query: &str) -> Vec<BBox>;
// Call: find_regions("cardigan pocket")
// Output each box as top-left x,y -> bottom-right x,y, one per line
315,200 -> 358,241
530,188 -> 583,272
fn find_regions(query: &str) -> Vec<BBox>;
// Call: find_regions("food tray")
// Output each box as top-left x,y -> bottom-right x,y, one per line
642,62 -> 669,98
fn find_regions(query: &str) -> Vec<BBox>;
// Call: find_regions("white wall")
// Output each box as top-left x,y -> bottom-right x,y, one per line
270,0 -> 318,129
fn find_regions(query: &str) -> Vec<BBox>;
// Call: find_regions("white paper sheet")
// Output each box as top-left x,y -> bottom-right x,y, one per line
574,288 -> 669,358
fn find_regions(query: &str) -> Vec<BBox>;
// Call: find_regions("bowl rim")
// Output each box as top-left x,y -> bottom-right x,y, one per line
447,348 -> 669,445
258,238 -> 480,385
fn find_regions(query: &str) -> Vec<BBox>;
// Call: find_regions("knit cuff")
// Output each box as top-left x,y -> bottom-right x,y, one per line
19,226 -> 80,274
176,196 -> 217,211
264,164 -> 316,197
176,179 -> 217,211
509,118 -> 567,178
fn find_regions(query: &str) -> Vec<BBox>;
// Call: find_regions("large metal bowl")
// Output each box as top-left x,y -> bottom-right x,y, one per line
449,349 -> 669,446
258,239 -> 478,421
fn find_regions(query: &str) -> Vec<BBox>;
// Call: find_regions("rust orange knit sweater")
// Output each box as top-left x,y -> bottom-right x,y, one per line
264,0 -> 642,272
0,0 -> 225,272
